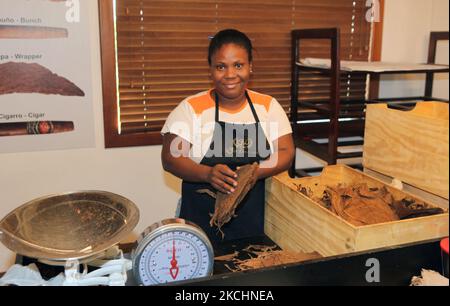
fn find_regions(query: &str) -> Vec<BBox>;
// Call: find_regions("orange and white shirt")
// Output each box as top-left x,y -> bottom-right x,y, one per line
161,89 -> 292,163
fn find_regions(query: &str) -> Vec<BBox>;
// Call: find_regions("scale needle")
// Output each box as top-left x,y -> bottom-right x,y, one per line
169,240 -> 179,279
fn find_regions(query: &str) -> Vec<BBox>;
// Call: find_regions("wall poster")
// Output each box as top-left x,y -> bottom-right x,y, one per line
0,0 -> 95,153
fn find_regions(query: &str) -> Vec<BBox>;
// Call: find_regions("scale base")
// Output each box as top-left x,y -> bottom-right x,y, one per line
4,246 -> 131,286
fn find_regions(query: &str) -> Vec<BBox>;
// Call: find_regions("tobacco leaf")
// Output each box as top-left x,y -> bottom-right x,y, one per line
391,199 -> 444,219
214,251 -> 239,261
233,250 -> 321,270
223,245 -> 322,272
317,183 -> 444,226
324,184 -> 399,226
197,162 -> 259,238
0,62 -> 84,96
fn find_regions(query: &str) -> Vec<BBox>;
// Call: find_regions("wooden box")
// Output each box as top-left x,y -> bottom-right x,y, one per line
363,102 -> 449,199
264,165 -> 449,257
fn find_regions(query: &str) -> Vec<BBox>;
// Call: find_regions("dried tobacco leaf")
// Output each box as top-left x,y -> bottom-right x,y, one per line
221,244 -> 321,272
299,183 -> 444,226
197,162 -> 259,238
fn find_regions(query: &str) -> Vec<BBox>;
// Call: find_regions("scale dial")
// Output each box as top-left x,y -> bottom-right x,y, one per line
132,218 -> 214,285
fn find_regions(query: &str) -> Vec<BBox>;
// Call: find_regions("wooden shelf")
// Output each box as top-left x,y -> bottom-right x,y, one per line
289,28 -> 449,177
296,61 -> 449,74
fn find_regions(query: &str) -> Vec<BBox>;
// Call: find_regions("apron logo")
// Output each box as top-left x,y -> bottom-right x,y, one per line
167,118 -> 278,164
226,138 -> 253,156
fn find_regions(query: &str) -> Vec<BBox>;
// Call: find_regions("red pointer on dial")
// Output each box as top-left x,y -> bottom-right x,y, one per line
170,240 -> 179,279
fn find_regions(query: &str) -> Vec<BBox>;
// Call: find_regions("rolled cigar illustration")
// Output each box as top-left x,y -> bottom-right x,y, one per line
0,121 -> 74,137
0,25 -> 68,39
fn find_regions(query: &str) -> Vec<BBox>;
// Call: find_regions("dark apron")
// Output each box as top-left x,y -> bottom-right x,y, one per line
180,91 -> 271,246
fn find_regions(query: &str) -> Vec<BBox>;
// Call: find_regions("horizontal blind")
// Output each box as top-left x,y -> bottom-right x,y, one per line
114,0 -> 371,136
116,0 -> 217,134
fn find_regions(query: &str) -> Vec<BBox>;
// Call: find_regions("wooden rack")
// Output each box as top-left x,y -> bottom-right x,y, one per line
289,28 -> 449,178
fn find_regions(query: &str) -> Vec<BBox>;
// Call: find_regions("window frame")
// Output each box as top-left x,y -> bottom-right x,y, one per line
99,0 -> 162,148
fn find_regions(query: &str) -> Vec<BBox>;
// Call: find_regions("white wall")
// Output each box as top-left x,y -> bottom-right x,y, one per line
430,0 -> 450,99
0,1 -> 181,272
380,0 -> 449,99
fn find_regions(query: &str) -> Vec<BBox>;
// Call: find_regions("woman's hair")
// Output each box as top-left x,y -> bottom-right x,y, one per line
208,29 -> 253,66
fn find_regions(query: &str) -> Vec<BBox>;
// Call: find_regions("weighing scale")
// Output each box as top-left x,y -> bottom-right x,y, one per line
132,218 -> 214,286
0,190 -> 139,286
0,192 -> 214,286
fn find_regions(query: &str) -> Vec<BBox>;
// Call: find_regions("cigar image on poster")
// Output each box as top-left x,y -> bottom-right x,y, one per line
0,25 -> 68,39
0,121 -> 74,137
0,62 -> 84,96
0,0 -> 95,152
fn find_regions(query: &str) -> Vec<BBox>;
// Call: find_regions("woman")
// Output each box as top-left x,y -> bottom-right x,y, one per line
161,29 -> 294,246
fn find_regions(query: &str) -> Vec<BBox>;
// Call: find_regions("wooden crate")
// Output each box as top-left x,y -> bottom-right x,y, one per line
264,165 -> 449,257
363,102 -> 449,199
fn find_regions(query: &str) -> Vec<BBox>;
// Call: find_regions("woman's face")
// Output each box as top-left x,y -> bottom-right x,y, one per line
210,43 -> 252,103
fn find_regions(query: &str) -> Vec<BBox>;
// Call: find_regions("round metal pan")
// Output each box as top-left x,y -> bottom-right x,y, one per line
0,191 -> 139,265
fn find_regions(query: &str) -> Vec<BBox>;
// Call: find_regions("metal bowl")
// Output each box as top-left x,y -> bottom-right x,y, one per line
0,191 -> 139,265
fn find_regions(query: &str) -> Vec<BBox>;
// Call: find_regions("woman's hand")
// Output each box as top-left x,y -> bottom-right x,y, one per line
207,164 -> 238,194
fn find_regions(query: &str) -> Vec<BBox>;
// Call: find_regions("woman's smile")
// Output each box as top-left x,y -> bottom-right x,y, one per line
221,81 -> 242,92
224,83 -> 239,89
210,43 -> 251,107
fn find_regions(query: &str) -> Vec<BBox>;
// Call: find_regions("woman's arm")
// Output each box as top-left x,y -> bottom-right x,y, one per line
161,133 -> 238,194
256,133 -> 295,180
